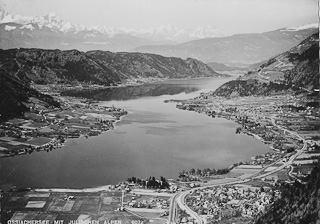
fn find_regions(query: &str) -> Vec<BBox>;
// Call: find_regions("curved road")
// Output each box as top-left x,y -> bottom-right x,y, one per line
169,179 -> 249,224
168,117 -> 307,224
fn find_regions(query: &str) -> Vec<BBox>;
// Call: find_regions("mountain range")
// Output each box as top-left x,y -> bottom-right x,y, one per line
0,9 -> 226,51
0,48 -> 221,120
212,32 -> 319,97
0,48 -> 221,86
206,62 -> 249,72
1,8 -> 318,67
135,24 -> 318,66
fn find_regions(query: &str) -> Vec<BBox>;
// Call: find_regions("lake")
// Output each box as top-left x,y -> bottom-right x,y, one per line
0,77 -> 271,188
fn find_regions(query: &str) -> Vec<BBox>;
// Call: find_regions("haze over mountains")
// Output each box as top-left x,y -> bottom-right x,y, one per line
0,7 -> 318,120
0,9 -> 226,52
213,32 -> 319,97
0,8 -> 318,68
136,24 -> 318,66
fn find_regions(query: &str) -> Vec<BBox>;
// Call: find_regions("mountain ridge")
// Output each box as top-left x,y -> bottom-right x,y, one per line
0,8 -> 317,56
212,32 -> 319,97
0,48 -> 222,86
135,26 -> 318,66
0,68 -> 60,120
0,47 -> 222,120
0,8 -> 227,49
0,9 -> 226,41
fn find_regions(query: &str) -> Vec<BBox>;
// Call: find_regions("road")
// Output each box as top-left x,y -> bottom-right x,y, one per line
168,192 -> 179,224
169,179 -> 249,224
251,117 -> 307,179
168,116 -> 307,224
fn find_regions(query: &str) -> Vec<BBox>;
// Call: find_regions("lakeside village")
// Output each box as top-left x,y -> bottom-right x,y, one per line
1,84 -> 320,224
0,76 -> 170,158
176,92 -> 320,179
169,91 -> 320,223
0,85 -> 127,158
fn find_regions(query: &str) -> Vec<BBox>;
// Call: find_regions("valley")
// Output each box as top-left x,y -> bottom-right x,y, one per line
0,3 -> 319,224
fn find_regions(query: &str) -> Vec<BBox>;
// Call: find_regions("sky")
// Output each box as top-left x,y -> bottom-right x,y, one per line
0,0 -> 318,35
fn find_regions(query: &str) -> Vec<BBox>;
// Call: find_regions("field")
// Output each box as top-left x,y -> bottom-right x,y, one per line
2,190 -> 147,224
0,136 -> 52,153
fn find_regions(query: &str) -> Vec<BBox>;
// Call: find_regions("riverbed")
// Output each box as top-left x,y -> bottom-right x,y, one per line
0,77 -> 271,188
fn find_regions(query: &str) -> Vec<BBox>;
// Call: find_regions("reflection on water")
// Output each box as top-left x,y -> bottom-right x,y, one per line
0,78 -> 271,188
62,83 -> 198,101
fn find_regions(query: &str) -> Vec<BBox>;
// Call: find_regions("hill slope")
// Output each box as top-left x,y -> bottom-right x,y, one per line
85,50 -> 218,80
135,26 -> 318,66
206,62 -> 248,72
0,68 -> 60,120
212,33 -> 319,97
257,32 -> 319,90
0,48 -> 222,86
255,160 -> 320,224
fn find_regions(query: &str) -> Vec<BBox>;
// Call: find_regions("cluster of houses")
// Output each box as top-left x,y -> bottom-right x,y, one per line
186,185 -> 277,222
0,94 -> 128,158
250,151 -> 284,165
126,195 -> 170,210
0,119 -> 65,157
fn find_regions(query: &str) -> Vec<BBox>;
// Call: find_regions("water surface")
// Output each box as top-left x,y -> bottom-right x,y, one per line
0,78 -> 271,188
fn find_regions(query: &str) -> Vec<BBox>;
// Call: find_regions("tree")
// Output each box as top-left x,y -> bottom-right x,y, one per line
203,168 -> 212,176
160,176 -> 169,189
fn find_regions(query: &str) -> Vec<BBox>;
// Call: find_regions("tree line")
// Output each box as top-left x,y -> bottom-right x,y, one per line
178,167 -> 230,181
127,176 -> 170,189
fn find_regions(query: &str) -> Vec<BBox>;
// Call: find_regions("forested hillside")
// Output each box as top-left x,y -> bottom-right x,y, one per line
0,48 -> 221,87
0,69 -> 59,120
255,160 -> 320,224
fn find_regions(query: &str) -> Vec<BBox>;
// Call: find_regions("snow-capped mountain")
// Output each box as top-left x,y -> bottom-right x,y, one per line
0,9 -> 144,51
282,23 -> 318,31
130,25 -> 226,43
0,8 -> 317,61
0,9 -> 226,43
0,10 -> 97,34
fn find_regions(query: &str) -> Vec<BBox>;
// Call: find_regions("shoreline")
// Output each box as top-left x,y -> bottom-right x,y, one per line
34,185 -> 113,193
1,77 -> 273,191
2,80 -> 318,224
173,92 -> 316,183
0,93 -> 128,159
2,78 -> 311,192
53,75 -> 228,93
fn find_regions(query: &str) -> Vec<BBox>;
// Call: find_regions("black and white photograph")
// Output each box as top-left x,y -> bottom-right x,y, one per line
0,0 -> 319,223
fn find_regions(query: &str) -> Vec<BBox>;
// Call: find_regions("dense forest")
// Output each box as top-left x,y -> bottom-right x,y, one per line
213,79 -> 294,97
255,159 -> 320,224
